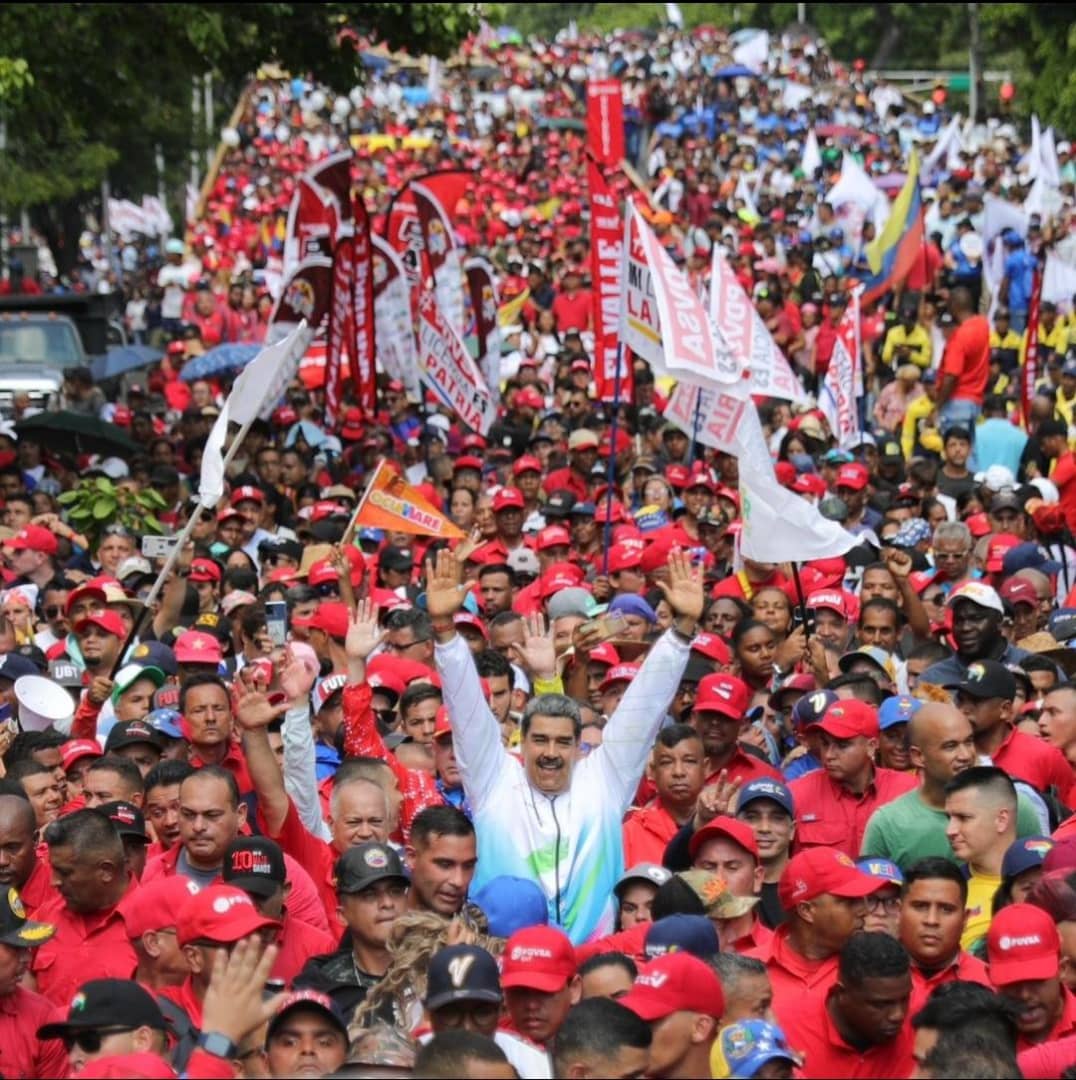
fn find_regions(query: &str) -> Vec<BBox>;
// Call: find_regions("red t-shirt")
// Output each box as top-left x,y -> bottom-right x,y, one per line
940,314 -> 990,403
622,801 -> 681,868
551,289 -> 592,333
906,242 -> 943,291
1052,451 -> 1076,535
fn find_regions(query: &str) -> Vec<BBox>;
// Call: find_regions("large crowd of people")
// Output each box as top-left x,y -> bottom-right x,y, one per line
2,14 -> 1076,1080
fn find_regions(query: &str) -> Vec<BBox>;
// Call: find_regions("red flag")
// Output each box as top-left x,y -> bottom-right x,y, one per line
308,151 -> 353,222
1021,265 -> 1044,426
351,196 -> 376,414
325,229 -> 353,427
586,81 -> 625,167
284,178 -> 337,270
413,181 -> 465,339
270,256 -> 334,331
588,160 -> 632,402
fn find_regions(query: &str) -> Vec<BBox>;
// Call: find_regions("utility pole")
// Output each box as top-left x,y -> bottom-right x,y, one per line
797,2 -> 807,23
968,3 -> 982,123
190,76 -> 201,192
203,72 -> 214,171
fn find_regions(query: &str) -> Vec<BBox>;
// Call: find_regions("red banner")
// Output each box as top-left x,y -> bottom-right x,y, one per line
309,151 -> 353,222
586,80 -> 625,167
270,256 -> 334,330
1021,265 -> 1043,427
325,230 -> 352,427
465,258 -> 501,403
351,196 -> 376,414
284,178 -> 337,269
588,160 -> 631,403
413,181 -> 465,338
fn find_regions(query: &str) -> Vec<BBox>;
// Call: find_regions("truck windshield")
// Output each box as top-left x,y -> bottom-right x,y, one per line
0,321 -> 82,366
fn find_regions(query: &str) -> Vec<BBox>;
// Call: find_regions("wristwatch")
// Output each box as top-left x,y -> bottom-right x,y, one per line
197,1031 -> 239,1059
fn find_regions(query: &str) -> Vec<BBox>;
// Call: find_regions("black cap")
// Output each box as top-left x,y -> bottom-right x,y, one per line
335,842 -> 408,895
0,885 -> 55,948
104,720 -> 164,754
949,660 -> 1017,702
259,536 -> 303,562
37,979 -> 169,1040
379,546 -> 414,573
424,945 -> 503,1011
223,837 -> 287,899
0,654 -> 39,682
1049,609 -> 1076,644
129,641 -> 179,677
989,491 -> 1023,513
543,490 -> 576,519
96,801 -> 149,843
571,501 -> 596,518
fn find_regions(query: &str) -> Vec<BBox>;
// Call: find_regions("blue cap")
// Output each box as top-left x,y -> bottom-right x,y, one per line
571,501 -> 596,517
357,527 -> 384,544
1049,608 -> 1076,643
1064,360 -> 1076,379
791,689 -> 838,728
0,653 -> 40,682
128,640 -> 178,678
821,449 -> 854,465
644,914 -> 719,960
855,857 -> 904,887
147,708 -> 183,740
921,369 -> 937,385
892,518 -> 932,548
878,695 -> 922,731
1002,543 -> 1063,576
736,778 -> 795,817
1001,836 -> 1054,880
470,876 -> 549,938
609,594 -> 658,624
716,1020 -> 802,1078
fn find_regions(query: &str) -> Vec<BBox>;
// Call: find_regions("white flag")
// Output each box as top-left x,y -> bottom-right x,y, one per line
982,193 -> 1028,246
665,2 -> 683,27
801,128 -> 822,177
1040,126 -> 1062,187
923,114 -> 963,179
1026,115 -> 1042,182
739,453 -> 858,563
200,399 -> 231,509
732,31 -> 769,73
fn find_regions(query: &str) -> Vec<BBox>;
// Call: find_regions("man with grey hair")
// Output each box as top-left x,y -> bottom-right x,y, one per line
712,953 -> 775,1024
425,546 -> 703,944
931,521 -> 974,589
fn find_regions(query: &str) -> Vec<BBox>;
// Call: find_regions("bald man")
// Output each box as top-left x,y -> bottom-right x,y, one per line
861,703 -> 1040,869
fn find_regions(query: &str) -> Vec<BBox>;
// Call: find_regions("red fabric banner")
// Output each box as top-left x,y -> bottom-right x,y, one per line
351,196 -> 376,414
1021,266 -> 1043,427
586,80 -> 625,167
587,159 -> 631,402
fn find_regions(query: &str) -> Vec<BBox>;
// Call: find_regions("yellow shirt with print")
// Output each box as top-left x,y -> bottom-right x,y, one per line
1021,322 -> 1069,366
961,870 -> 1001,952
901,393 -> 942,459
882,325 -> 933,370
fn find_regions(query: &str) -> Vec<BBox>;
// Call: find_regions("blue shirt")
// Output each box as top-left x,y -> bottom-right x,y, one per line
783,751 -> 821,782
1004,249 -> 1037,312
974,417 -> 1028,477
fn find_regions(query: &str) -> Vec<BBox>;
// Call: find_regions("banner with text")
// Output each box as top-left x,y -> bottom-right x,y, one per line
586,80 -> 625,167
418,287 -> 495,434
372,234 -> 421,402
819,303 -> 861,447
350,196 -> 376,414
465,258 -> 502,404
588,159 -> 632,402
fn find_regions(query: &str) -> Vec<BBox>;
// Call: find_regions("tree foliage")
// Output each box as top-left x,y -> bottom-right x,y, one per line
0,4 -> 482,229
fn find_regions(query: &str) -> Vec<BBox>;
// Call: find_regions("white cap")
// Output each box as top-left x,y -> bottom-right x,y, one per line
15,675 -> 75,732
1030,477 -> 1060,503
982,465 -> 1016,490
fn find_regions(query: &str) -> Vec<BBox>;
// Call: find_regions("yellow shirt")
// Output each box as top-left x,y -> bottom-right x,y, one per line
1021,322 -> 1069,365
882,325 -> 933,369
901,393 -> 942,459
961,870 -> 1001,952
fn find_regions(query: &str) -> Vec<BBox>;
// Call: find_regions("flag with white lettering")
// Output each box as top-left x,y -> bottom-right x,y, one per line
709,246 -> 806,402
586,81 -> 625,167
372,234 -> 420,402
350,195 -> 376,415
619,202 -> 743,390
588,160 -> 632,402
413,181 -> 466,340
819,302 -> 861,448
417,287 -> 495,434
283,177 -> 337,278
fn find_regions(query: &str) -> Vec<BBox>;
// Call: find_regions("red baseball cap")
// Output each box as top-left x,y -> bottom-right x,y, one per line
492,487 -> 525,512
694,673 -> 750,720
966,512 -> 992,538
74,610 -> 126,638
292,601 -> 350,640
588,642 -> 620,667
306,560 -> 338,587
516,387 -> 545,410
123,876 -> 201,939
433,706 -> 453,742
188,558 -> 222,584
501,926 -> 577,992
600,663 -> 641,692
216,508 -> 243,525
540,562 -> 585,597
61,739 -> 103,772
536,526 -> 571,551
807,698 -> 879,740
64,581 -> 107,615
688,815 -> 760,860
986,903 -> 1061,986
4,525 -> 58,556
176,884 -> 281,947
174,630 -> 224,665
774,461 -> 796,488
835,463 -> 870,491
454,455 -> 484,473
512,455 -> 543,477
608,543 -> 643,573
461,434 -> 487,452
230,485 -> 265,507
806,589 -> 856,621
986,533 -> 1021,573
778,848 -> 887,908
453,612 -> 489,640
691,632 -> 731,666
665,464 -> 691,490
804,556 -> 846,588
999,577 -> 1039,608
619,953 -> 725,1021
792,474 -> 827,497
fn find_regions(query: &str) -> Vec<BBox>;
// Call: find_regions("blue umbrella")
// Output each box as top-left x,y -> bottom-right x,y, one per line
89,344 -> 163,381
714,64 -> 758,79
180,343 -> 261,382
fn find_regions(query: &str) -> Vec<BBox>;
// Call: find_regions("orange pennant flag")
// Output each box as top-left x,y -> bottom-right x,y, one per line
350,462 -> 464,539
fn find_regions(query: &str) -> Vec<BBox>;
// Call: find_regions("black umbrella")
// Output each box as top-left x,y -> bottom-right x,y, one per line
16,411 -> 140,457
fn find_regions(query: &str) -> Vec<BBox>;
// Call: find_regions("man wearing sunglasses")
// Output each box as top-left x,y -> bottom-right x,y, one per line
0,882 -> 66,1079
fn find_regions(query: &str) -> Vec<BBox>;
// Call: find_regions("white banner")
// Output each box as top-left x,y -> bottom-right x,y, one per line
709,247 -> 806,401
418,288 -> 495,434
819,336 -> 859,448
413,182 -> 466,341
665,382 -> 764,456
372,234 -> 421,402
801,128 -> 822,177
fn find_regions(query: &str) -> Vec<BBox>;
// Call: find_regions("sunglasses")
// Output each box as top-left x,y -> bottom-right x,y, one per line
44,606 -> 65,619
315,582 -> 340,597
64,1027 -> 135,1053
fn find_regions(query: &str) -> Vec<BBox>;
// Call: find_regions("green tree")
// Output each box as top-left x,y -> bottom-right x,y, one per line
0,3 -> 482,273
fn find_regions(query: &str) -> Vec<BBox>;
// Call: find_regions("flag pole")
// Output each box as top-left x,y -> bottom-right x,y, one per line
601,343 -> 625,577
789,560 -> 812,642
688,386 -> 703,462
341,459 -> 386,549
108,408 -> 262,678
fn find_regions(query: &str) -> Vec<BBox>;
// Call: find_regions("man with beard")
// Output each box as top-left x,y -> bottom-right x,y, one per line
919,582 -> 1029,688
427,546 -> 702,944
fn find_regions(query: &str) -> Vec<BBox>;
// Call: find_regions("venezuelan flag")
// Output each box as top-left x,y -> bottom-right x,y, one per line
855,150 -> 923,303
